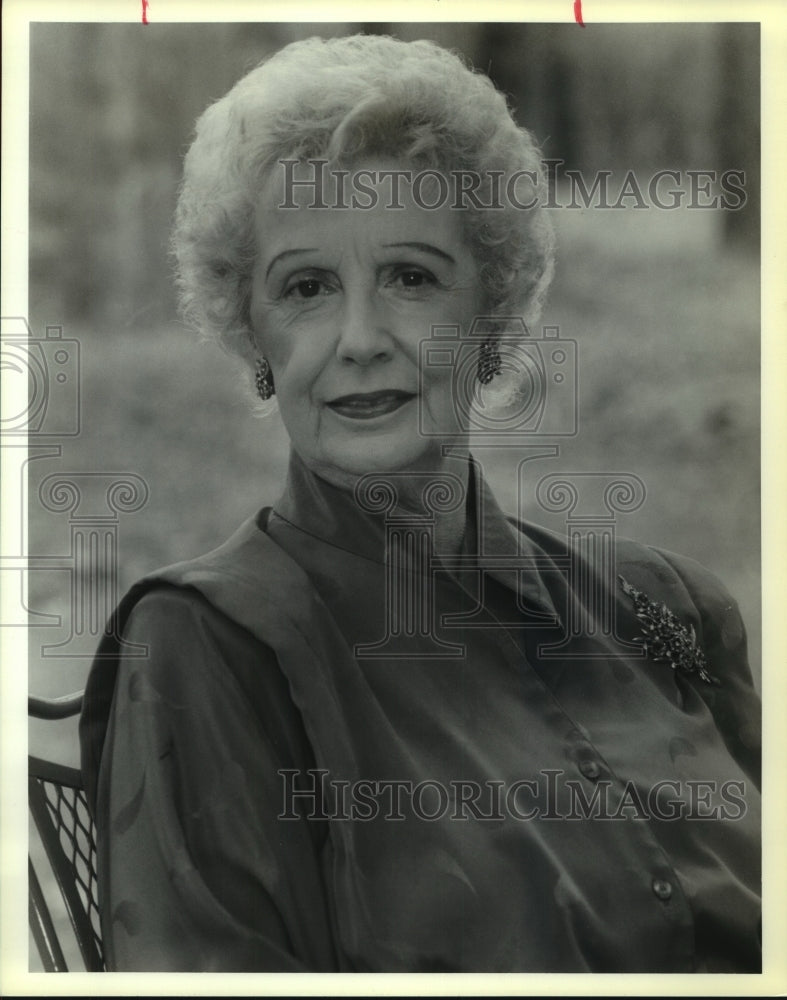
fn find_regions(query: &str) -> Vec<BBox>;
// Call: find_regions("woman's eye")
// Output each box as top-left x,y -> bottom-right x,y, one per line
390,268 -> 436,291
285,278 -> 326,299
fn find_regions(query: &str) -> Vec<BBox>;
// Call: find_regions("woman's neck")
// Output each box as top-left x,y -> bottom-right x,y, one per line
293,447 -> 472,557
388,459 -> 470,557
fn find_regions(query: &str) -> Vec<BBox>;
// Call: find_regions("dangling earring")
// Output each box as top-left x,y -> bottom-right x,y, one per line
255,357 -> 275,400
477,338 -> 502,384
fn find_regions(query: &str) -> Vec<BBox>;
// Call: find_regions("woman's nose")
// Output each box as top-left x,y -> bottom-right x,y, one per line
335,286 -> 393,365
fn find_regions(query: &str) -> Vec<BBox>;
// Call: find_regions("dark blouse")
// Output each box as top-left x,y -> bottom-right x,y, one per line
80,451 -> 761,972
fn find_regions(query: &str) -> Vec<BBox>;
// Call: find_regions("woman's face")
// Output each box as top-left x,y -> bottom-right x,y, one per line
249,160 -> 485,490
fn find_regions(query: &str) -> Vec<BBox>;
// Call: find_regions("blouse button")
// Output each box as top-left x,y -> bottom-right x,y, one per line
652,878 -> 673,901
578,758 -> 602,780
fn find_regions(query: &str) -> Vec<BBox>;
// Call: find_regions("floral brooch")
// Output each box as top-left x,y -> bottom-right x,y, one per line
619,576 -> 719,685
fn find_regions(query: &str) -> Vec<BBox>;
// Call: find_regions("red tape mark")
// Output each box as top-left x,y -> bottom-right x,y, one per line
142,0 -> 149,24
574,0 -> 585,26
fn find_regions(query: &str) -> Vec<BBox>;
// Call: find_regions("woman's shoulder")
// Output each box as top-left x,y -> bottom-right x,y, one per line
508,511 -> 739,608
506,511 -> 749,663
618,541 -> 745,629
119,583 -> 253,649
116,585 -> 310,749
115,508 -> 323,637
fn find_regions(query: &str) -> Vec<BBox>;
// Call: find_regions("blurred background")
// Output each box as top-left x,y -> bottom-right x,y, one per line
23,21 -> 759,968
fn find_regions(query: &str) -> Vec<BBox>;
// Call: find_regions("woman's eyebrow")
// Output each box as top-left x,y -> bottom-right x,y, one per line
383,242 -> 456,264
265,248 -> 319,279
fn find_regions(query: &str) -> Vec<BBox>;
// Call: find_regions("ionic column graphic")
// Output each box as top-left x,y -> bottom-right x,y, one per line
353,473 -> 466,659
437,448 -> 565,630
37,473 -> 149,657
535,472 -> 646,658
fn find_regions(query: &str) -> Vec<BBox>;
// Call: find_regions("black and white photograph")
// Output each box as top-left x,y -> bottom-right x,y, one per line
2,1 -> 785,993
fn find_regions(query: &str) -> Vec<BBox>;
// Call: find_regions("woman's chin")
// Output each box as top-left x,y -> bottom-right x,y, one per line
311,438 -> 452,483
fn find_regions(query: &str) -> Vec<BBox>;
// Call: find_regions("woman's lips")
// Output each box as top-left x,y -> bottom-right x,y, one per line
327,390 -> 415,420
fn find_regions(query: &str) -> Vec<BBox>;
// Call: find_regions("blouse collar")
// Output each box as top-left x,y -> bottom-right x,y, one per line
272,448 -> 559,621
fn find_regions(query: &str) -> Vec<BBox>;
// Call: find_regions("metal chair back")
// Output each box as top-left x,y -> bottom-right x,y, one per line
28,693 -> 104,972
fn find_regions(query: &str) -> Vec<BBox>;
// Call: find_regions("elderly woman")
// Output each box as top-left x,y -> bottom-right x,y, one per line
80,34 -> 760,972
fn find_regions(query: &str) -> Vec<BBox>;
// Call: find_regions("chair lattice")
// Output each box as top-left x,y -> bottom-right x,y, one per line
36,775 -> 104,968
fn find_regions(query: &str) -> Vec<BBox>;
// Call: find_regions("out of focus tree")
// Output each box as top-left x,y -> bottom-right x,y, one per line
716,24 -> 760,249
